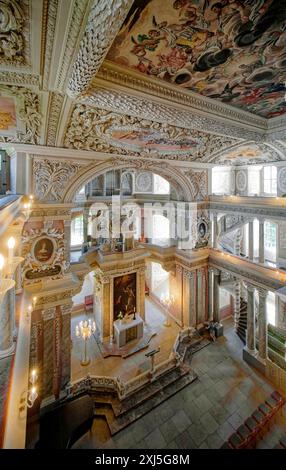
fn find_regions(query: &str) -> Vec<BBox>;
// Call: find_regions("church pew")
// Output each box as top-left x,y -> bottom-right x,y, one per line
222,391 -> 285,449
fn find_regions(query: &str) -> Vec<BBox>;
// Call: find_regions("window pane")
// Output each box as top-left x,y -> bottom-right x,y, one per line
71,215 -> 84,246
154,175 -> 170,194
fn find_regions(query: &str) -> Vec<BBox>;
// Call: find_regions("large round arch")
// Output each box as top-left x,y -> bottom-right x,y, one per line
62,158 -> 195,203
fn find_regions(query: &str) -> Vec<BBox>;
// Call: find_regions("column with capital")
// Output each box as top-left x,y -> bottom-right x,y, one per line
245,283 -> 256,353
213,268 -> 220,323
208,268 -> 214,321
259,220 -> 265,264
64,219 -> 71,266
248,220 -> 254,261
83,206 -> 90,246
233,280 -> 241,329
213,213 -> 218,249
258,288 -> 268,361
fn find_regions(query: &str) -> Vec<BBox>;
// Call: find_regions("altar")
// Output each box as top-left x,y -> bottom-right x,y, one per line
113,314 -> 144,347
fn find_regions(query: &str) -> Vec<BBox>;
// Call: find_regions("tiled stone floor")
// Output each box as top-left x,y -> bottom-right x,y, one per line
71,298 -> 180,383
73,317 -> 286,449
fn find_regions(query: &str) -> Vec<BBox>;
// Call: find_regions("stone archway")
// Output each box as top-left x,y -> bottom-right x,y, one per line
61,158 -> 201,203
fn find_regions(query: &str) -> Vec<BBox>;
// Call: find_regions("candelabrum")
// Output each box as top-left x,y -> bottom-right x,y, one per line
75,319 -> 96,366
19,368 -> 38,411
160,293 -> 174,327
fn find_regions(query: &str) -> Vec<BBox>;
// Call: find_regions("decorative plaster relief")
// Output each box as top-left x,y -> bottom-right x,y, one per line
67,0 -> 133,97
84,87 -> 262,142
64,103 -> 241,162
212,142 -> 285,166
236,170 -> 247,192
0,0 -> 30,66
33,158 -> 84,202
278,168 -> 286,194
135,172 -> 153,193
21,221 -> 66,284
0,85 -> 41,144
183,169 -> 208,201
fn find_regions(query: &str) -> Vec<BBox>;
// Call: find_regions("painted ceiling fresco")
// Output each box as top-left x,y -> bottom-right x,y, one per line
0,96 -> 17,134
108,128 -> 200,153
107,0 -> 286,118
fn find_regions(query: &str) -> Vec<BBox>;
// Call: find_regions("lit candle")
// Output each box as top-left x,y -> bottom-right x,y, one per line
7,236 -> 15,260
30,369 -> 37,385
29,194 -> 34,202
27,304 -> 32,315
28,386 -> 38,406
32,296 -> 37,308
0,254 -> 4,288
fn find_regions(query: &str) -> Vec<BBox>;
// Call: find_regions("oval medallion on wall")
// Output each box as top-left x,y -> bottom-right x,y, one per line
236,170 -> 247,192
278,168 -> 286,193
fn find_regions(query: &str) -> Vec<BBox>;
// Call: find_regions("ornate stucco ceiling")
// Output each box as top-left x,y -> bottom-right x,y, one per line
0,0 -> 285,166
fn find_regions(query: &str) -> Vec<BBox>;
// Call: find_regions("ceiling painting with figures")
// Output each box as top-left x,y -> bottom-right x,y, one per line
107,0 -> 286,118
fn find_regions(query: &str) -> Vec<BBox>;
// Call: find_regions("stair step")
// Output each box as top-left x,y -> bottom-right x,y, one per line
108,370 -> 198,435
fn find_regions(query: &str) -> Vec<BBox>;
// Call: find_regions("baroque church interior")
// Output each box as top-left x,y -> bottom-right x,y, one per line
2,0 -> 286,453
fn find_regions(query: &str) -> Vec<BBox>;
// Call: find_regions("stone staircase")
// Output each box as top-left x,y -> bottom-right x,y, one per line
86,329 -> 210,436
92,364 -> 196,435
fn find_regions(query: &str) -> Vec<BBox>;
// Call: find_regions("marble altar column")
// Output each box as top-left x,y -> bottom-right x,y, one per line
259,220 -> 265,264
258,288 -> 268,361
182,270 -> 192,327
248,220 -> 254,261
138,267 -> 146,321
34,302 -> 72,403
213,268 -> 220,323
245,283 -> 256,353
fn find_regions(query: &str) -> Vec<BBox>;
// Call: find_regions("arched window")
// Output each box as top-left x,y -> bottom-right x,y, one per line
264,221 -> 277,263
154,174 -> 170,194
212,167 -> 232,195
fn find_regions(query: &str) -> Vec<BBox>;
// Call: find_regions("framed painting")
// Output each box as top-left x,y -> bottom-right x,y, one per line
32,236 -> 56,264
113,272 -> 137,320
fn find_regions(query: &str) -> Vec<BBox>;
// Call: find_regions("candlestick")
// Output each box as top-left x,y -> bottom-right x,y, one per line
75,319 -> 96,366
7,236 -> 15,260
